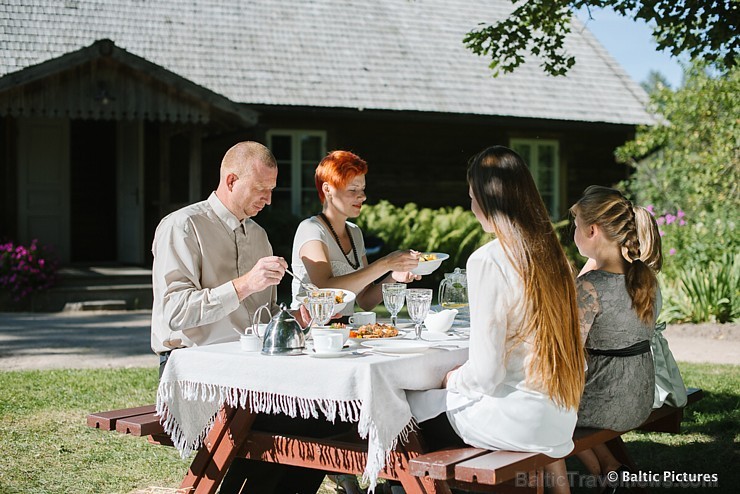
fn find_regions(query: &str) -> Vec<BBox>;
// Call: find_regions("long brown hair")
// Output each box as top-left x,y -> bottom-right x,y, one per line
467,146 -> 584,410
570,186 -> 660,324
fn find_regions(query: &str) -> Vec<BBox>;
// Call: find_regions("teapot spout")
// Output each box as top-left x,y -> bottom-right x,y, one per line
298,312 -> 314,335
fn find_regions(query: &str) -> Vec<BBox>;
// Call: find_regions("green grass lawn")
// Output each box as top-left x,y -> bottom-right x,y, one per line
0,363 -> 737,493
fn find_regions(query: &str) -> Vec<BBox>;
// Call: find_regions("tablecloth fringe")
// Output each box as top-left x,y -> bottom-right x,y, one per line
156,380 -> 364,458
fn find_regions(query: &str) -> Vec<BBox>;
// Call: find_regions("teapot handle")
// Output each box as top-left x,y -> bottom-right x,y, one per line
252,303 -> 271,341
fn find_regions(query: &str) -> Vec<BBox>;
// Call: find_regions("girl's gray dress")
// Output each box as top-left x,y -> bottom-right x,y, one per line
576,270 -> 657,432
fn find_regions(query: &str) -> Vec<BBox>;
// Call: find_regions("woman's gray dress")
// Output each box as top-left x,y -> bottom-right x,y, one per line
576,270 -> 656,432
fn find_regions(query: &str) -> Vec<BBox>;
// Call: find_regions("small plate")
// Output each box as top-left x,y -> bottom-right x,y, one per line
410,253 -> 449,275
361,340 -> 432,353
309,350 -> 348,358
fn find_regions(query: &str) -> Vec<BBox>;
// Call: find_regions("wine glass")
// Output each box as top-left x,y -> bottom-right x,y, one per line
307,290 -> 336,327
382,283 -> 407,327
406,288 -> 432,340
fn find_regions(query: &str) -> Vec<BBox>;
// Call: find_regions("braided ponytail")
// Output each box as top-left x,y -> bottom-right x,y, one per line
622,206 -> 658,324
571,186 -> 659,325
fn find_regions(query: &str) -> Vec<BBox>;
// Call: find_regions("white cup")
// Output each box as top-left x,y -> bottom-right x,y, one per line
349,311 -> 376,326
240,334 -> 262,352
313,333 -> 344,353
254,323 -> 268,338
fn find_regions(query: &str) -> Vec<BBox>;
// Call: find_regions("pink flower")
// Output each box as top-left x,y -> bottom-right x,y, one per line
646,205 -> 655,215
665,214 -> 676,225
679,219 -> 686,226
677,210 -> 685,218
660,230 -> 665,237
669,248 -> 677,255
657,217 -> 666,225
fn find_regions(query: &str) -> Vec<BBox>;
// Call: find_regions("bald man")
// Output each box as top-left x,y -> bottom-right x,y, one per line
151,141 -> 288,365
151,142 -> 337,493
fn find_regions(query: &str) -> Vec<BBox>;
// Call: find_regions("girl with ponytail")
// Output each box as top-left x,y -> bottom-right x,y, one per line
570,186 -> 662,488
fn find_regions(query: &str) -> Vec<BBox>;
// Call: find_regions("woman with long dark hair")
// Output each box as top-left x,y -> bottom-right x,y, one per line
408,146 -> 585,493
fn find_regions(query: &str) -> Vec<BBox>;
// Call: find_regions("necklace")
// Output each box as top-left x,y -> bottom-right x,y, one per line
319,213 -> 360,270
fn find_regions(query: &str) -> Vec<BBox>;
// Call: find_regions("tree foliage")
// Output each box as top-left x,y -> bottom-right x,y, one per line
465,0 -> 739,77
615,64 -> 739,214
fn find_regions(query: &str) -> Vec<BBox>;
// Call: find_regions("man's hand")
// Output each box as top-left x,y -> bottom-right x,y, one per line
233,256 -> 287,301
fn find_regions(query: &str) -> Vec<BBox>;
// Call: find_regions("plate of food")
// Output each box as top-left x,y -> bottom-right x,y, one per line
410,252 -> 449,276
361,339 -> 432,354
349,323 -> 404,340
301,289 -> 356,313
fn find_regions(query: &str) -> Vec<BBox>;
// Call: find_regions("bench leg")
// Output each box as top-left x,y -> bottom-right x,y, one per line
604,437 -> 649,494
395,430 -> 453,494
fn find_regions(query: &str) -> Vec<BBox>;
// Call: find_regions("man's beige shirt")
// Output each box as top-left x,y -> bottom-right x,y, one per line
151,192 -> 277,354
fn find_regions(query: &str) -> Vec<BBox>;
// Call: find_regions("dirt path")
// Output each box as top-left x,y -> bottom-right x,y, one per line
0,311 -> 737,371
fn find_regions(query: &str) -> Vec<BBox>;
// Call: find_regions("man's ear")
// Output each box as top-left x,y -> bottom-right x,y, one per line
226,173 -> 238,191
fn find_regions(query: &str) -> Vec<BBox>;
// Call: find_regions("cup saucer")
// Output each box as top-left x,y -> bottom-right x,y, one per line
309,350 -> 347,358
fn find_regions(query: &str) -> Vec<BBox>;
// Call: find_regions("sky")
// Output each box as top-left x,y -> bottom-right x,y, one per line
575,7 -> 687,88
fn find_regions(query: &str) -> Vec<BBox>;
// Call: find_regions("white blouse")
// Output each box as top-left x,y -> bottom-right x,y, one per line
408,239 -> 577,458
290,216 -> 366,316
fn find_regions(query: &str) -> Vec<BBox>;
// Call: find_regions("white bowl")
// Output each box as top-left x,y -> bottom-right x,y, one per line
310,325 -> 350,345
411,253 -> 449,276
424,309 -> 458,333
301,289 -> 356,313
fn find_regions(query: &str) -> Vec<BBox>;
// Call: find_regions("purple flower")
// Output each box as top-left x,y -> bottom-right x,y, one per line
679,219 -> 686,226
669,248 -> 677,255
665,214 -> 676,225
646,205 -> 655,215
657,217 -> 666,225
660,230 -> 666,237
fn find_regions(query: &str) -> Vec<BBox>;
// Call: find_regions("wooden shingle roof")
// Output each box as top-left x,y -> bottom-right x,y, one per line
0,0 -> 655,125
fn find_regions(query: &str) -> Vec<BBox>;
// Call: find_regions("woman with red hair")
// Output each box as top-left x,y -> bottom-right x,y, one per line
290,150 -> 421,317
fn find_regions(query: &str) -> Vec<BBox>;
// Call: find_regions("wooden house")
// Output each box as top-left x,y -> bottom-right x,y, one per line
0,0 -> 655,266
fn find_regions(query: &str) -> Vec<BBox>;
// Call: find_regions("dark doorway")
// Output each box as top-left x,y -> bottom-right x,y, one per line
70,120 -> 117,262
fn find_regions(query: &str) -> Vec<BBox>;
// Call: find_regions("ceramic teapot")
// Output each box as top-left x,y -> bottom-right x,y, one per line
253,303 -> 311,356
438,267 -> 469,309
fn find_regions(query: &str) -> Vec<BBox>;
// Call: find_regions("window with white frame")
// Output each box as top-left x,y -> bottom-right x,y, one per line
267,130 -> 327,217
510,139 -> 560,218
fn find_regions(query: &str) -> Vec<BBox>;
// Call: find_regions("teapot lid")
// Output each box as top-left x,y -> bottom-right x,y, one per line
273,303 -> 295,321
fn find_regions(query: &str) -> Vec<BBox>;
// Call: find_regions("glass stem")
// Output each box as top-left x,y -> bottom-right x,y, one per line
391,314 -> 397,327
415,323 -> 422,340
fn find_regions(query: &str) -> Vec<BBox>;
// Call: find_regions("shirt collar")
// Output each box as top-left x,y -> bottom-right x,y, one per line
208,192 -> 245,232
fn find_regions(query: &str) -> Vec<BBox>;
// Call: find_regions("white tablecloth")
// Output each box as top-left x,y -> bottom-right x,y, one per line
157,335 -> 468,490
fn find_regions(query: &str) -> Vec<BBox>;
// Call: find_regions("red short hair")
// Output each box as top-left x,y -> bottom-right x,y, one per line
315,151 -> 368,203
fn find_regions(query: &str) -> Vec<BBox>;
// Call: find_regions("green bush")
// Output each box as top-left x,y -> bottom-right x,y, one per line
661,252 -> 739,324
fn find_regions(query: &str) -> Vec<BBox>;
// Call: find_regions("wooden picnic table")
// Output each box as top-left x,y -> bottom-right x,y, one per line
156,327 -> 470,493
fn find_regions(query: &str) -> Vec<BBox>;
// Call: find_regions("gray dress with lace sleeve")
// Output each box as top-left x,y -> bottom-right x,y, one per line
576,270 -> 657,431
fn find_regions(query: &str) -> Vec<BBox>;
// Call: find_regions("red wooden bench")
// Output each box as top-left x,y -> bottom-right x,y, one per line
408,387 -> 703,493
86,388 -> 702,493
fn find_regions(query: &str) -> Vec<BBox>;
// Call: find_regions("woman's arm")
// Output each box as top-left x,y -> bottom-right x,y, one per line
300,242 -> 420,311
576,276 -> 599,345
446,247 -> 510,396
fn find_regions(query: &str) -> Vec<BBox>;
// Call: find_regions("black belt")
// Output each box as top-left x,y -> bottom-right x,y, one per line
587,340 -> 651,357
